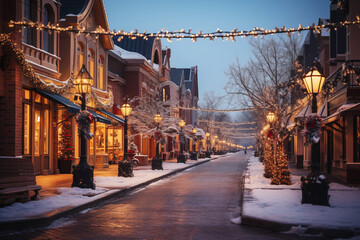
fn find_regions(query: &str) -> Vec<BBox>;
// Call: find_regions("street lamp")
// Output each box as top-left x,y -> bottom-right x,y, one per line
191,127 -> 198,160
205,132 -> 211,158
301,66 -> 329,206
266,112 -> 275,126
177,119 -> 186,163
72,65 -> 95,189
118,103 -> 133,177
152,114 -> 163,170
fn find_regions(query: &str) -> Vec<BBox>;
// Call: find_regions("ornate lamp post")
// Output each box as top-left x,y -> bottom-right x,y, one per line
118,103 -> 133,177
205,132 -> 211,158
266,111 -> 276,164
301,67 -> 329,206
191,127 -> 198,160
152,114 -> 163,170
177,119 -> 186,163
72,65 -> 95,189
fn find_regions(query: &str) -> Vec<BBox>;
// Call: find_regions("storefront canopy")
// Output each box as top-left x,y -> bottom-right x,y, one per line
322,102 -> 360,124
37,90 -> 81,113
87,110 -> 111,124
99,110 -> 124,123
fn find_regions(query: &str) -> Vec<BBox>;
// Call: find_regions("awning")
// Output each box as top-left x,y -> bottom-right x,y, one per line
195,128 -> 205,138
322,102 -> 360,124
99,110 -> 124,123
37,90 -> 81,113
295,104 -> 312,119
88,110 -> 111,124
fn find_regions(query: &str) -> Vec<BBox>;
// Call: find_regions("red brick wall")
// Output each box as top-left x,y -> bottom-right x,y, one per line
0,0 -> 23,156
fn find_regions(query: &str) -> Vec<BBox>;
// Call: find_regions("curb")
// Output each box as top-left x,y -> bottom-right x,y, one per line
0,158 -> 216,232
240,168 -> 360,239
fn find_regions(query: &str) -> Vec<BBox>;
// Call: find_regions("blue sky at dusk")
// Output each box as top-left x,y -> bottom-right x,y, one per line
104,0 -> 330,107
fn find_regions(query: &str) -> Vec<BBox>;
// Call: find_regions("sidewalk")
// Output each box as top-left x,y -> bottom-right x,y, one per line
241,155 -> 360,239
0,157 -> 215,231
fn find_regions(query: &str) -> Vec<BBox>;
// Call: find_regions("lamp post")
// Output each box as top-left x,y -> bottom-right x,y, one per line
118,103 -> 133,177
266,111 -> 276,163
191,127 -> 198,160
72,65 -> 95,189
301,67 -> 329,206
152,114 -> 163,170
205,132 -> 211,158
177,119 -> 186,163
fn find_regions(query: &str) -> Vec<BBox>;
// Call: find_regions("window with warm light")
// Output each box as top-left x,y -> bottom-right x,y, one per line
98,56 -> 104,90
34,110 -> 41,156
23,103 -> 31,155
88,49 -> 95,85
43,110 -> 49,154
77,43 -> 84,72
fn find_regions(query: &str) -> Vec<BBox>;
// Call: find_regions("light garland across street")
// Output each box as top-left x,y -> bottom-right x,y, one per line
8,16 -> 360,41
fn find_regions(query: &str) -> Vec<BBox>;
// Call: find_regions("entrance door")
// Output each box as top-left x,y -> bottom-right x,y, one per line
327,131 -> 333,174
33,108 -> 50,174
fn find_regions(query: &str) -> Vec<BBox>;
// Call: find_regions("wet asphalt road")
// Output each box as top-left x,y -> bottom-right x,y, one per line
5,152 -> 319,240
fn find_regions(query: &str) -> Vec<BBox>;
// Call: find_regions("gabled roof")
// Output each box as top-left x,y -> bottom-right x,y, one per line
170,68 -> 184,86
113,36 -> 155,60
60,0 -> 113,50
60,0 -> 90,19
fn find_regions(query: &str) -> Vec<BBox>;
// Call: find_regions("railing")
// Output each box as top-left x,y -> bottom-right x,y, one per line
22,42 -> 60,73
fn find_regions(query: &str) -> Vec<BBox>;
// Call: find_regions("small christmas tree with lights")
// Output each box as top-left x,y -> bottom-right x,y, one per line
58,119 -> 75,173
271,142 -> 292,185
263,147 -> 274,178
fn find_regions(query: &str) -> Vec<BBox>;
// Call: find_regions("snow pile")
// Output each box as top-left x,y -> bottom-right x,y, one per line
243,156 -> 360,229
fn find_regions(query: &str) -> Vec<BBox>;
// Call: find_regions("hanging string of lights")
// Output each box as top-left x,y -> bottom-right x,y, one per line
178,106 -> 255,112
197,119 -> 256,126
8,16 -> 360,41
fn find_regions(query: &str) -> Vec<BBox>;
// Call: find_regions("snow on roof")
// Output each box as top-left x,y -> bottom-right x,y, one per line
111,45 -> 146,60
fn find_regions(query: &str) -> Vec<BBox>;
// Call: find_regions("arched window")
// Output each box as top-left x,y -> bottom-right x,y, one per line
77,42 -> 85,71
88,49 -> 95,83
154,50 -> 159,65
43,4 -> 54,53
98,55 -> 104,90
23,0 -> 37,46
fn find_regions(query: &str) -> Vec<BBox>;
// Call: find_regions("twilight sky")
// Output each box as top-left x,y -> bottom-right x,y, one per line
104,0 -> 330,108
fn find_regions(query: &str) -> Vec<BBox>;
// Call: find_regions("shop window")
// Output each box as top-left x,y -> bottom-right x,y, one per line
356,116 -> 360,162
96,123 -> 105,153
108,128 -> 122,152
43,4 -> 54,53
24,89 -> 31,100
90,123 -> 94,155
35,93 -> 41,103
23,104 -> 31,155
34,110 -> 41,156
43,110 -> 49,154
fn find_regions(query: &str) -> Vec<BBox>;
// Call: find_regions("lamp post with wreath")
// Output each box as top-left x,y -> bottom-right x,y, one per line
72,65 -> 96,189
118,103 -> 133,177
152,113 -> 163,170
300,66 -> 330,206
177,119 -> 186,163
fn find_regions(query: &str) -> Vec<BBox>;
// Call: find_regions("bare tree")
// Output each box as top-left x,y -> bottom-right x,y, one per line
225,35 -> 302,134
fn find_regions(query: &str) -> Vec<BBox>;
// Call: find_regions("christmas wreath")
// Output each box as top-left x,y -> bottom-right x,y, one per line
154,130 -> 166,145
302,114 -> 322,144
76,110 -> 94,140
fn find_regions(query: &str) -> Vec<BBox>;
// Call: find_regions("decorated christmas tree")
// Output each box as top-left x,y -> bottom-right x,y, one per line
58,119 -> 75,162
263,145 -> 274,178
271,142 -> 292,185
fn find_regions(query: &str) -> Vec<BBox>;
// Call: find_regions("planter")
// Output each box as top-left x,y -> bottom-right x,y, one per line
58,158 -> 73,174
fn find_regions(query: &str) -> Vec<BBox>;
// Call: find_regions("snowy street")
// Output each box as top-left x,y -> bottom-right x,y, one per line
0,152 -> 314,240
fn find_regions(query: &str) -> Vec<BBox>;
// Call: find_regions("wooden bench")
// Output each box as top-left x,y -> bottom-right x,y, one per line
0,157 -> 41,206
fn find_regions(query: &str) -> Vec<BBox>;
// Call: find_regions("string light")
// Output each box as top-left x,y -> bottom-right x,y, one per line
7,17 -> 360,41
178,106 -> 255,112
